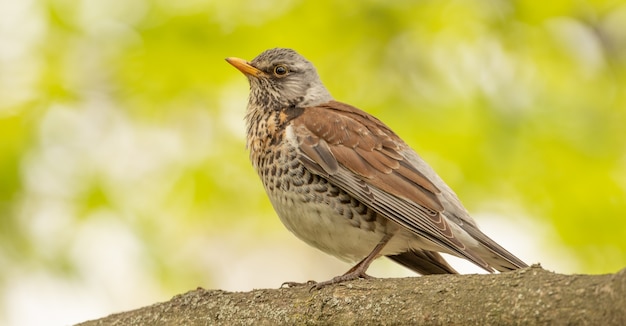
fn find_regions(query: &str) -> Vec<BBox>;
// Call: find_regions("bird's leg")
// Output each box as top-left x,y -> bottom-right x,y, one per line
310,233 -> 393,290
280,234 -> 393,289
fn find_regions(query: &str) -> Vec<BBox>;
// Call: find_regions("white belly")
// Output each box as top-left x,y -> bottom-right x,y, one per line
267,190 -> 416,263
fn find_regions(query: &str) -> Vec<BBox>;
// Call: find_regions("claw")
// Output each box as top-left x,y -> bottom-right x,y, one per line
310,271 -> 374,291
280,280 -> 317,288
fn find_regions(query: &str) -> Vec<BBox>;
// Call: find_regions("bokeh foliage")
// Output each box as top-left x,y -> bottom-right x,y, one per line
1,0 -> 625,324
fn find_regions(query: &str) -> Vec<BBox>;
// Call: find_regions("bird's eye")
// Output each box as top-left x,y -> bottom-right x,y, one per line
274,65 -> 288,76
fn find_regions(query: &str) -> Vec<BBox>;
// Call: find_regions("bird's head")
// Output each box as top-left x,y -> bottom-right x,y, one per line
226,48 -> 333,110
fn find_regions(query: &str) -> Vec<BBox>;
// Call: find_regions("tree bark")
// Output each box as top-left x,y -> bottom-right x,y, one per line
77,265 -> 625,325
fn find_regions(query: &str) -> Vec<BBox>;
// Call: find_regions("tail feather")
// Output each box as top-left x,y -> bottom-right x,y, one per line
461,224 -> 528,272
387,250 -> 458,275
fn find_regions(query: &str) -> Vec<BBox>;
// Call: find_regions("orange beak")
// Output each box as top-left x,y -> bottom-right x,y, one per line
225,57 -> 263,77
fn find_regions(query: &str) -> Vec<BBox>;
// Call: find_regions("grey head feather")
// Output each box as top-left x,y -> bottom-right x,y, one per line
247,48 -> 333,109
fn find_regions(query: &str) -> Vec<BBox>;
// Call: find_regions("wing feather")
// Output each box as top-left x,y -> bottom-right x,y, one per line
292,101 -> 493,271
298,134 -> 338,174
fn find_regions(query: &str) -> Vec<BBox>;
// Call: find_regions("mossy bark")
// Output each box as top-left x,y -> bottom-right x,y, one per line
78,265 -> 626,325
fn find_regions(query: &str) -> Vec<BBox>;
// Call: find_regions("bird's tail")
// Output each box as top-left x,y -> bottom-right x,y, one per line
464,226 -> 529,272
387,250 -> 458,275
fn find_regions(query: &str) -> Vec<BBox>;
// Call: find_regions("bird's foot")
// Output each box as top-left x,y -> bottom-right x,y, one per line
281,272 -> 374,291
280,280 -> 316,288
310,271 -> 374,291
282,234 -> 389,290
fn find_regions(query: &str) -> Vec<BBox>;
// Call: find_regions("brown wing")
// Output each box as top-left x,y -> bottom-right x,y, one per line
291,101 -> 493,271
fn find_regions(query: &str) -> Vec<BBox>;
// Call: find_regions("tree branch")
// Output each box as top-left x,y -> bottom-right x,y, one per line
78,265 -> 626,325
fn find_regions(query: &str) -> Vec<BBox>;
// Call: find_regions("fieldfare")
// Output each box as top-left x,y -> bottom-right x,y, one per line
226,48 -> 528,289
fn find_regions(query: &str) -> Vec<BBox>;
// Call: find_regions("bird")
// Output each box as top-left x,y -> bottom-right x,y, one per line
226,48 -> 528,289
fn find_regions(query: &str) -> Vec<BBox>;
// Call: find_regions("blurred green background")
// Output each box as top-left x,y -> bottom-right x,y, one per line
1,0 -> 625,324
